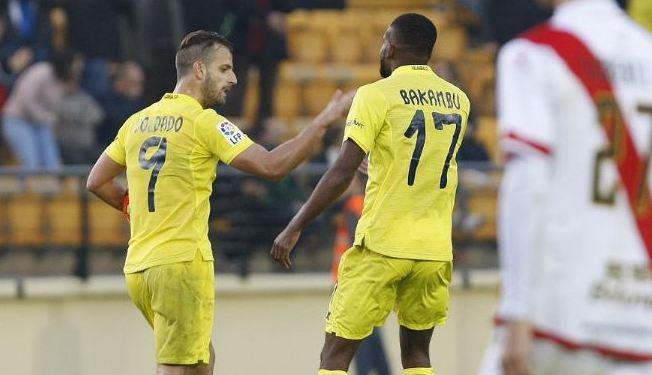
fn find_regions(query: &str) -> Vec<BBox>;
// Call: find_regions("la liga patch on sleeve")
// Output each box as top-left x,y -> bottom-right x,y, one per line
217,121 -> 244,145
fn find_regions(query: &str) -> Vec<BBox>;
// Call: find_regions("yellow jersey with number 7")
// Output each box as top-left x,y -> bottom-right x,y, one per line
105,93 -> 253,273
344,65 -> 470,261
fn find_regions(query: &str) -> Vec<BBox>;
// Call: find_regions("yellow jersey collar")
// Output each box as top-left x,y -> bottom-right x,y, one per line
162,93 -> 203,109
391,65 -> 434,76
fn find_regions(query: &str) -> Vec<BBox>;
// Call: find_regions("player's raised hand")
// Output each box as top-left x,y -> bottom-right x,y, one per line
502,321 -> 533,375
315,89 -> 356,126
270,226 -> 302,269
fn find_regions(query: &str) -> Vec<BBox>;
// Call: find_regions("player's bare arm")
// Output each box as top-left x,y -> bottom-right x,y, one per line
502,320 -> 533,375
271,140 -> 366,269
230,89 -> 354,181
86,152 -> 127,211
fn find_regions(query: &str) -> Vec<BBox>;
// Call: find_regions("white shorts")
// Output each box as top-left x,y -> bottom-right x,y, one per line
479,327 -> 652,375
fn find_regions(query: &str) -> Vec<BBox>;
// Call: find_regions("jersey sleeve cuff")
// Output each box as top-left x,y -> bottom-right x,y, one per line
221,137 -> 254,165
343,135 -> 371,154
104,148 -> 126,166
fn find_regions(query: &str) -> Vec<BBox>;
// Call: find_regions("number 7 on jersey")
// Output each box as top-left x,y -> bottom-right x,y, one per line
404,110 -> 463,188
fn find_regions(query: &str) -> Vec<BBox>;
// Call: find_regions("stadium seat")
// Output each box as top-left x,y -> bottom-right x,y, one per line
435,25 -> 467,61
468,190 -> 497,240
0,175 -> 21,194
331,33 -> 363,64
242,69 -> 260,123
476,117 -> 501,163
346,64 -> 379,90
328,11 -> 368,64
89,198 -> 130,247
47,194 -> 82,246
459,49 -> 496,117
290,31 -> 328,63
6,193 -> 46,246
0,197 -> 5,247
25,175 -> 61,195
304,79 -> 338,116
273,78 -> 301,120
0,176 -> 21,247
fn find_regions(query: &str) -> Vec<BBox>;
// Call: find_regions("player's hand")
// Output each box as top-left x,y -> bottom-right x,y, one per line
502,321 -> 533,375
316,89 -> 356,127
123,189 -> 130,222
270,226 -> 302,269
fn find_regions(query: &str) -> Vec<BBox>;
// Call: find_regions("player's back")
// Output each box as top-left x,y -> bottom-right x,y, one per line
106,93 -> 252,273
497,0 -> 652,353
347,65 -> 470,261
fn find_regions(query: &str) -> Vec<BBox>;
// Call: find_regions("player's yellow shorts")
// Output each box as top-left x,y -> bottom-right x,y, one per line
326,245 -> 452,340
125,250 -> 214,365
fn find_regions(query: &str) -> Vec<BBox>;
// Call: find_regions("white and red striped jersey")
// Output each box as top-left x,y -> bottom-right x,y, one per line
497,0 -> 652,359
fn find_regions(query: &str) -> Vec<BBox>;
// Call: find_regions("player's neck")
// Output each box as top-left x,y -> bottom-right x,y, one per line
173,79 -> 206,108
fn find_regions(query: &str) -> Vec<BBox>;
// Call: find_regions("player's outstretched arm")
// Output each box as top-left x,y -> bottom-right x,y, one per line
499,154 -> 549,375
230,89 -> 355,181
271,140 -> 365,269
86,152 -> 127,211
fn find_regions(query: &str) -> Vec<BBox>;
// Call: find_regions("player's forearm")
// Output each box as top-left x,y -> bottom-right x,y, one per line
288,166 -> 354,231
87,180 -> 126,212
498,155 -> 548,320
266,119 -> 328,179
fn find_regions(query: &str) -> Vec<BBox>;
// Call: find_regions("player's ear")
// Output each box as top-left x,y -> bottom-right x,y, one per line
383,43 -> 396,59
192,60 -> 205,80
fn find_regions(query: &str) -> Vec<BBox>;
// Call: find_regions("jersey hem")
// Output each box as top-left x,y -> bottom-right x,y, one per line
494,316 -> 652,362
123,251 -> 214,274
360,237 -> 453,262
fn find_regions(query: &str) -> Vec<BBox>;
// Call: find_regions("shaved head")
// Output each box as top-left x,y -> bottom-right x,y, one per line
175,30 -> 233,80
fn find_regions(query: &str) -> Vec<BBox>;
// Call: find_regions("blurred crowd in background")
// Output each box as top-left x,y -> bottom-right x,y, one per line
0,0 -> 649,276
0,0 -> 647,170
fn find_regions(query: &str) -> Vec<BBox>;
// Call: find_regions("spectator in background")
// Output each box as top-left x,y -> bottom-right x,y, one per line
0,13 -> 31,110
2,0 -> 62,60
1,48 -> 76,170
133,0 -> 183,102
64,0 -> 133,100
97,61 -> 145,148
56,55 -> 104,164
218,0 -> 291,135
629,0 -> 652,32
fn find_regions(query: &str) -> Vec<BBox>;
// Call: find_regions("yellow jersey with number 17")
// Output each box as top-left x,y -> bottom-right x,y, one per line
344,65 -> 470,261
105,93 -> 253,273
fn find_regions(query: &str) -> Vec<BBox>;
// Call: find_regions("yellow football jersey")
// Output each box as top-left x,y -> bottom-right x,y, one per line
105,93 -> 253,273
344,65 -> 470,261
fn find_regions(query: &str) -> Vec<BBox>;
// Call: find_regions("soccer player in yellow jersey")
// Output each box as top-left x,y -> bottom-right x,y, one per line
86,30 -> 352,375
271,14 -> 470,375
